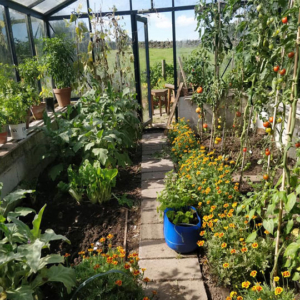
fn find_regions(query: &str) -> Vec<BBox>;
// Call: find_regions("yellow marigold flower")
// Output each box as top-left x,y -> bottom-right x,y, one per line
108,244 -> 112,248
226,297 -> 232,300
252,242 -> 258,249
230,160 -> 235,164
224,226 -> 228,230
78,251 -> 85,255
232,202 -> 237,207
237,297 -> 243,300
142,268 -> 146,272
100,237 -> 106,243
200,231 -> 205,236
223,263 -> 229,268
240,238 -> 244,241
230,291 -> 237,297
229,223 -> 235,228
264,230 -> 270,234
198,202 -> 202,206
88,248 -> 94,252
219,232 -> 224,238
250,270 -> 257,277
221,242 -> 227,248
275,287 -> 283,295
214,233 -> 219,237
197,240 -> 205,247
282,271 -> 290,277
241,281 -> 250,289
234,186 -> 239,191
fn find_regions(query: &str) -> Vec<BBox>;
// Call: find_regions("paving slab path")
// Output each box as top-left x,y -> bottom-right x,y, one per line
139,132 -> 208,300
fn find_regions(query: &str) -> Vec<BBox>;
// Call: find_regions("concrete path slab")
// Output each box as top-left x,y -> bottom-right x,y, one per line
141,188 -> 164,199
139,132 -> 207,300
141,179 -> 165,190
139,258 -> 202,281
145,280 -> 208,300
139,240 -> 197,260
140,224 -> 164,240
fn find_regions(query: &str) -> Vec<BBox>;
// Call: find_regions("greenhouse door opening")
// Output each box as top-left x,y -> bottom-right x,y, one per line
136,15 -> 152,126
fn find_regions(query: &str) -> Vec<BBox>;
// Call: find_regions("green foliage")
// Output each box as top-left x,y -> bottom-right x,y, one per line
42,37 -> 75,89
60,160 -> 118,204
74,244 -> 149,300
149,62 -> 173,88
166,209 -> 195,225
0,183 -> 76,299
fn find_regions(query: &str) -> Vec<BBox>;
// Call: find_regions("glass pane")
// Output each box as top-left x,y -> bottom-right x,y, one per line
52,0 -> 88,16
153,0 -> 172,9
12,0 -> 38,6
0,5 -> 12,65
10,9 -> 32,64
89,0 -> 130,13
137,21 -> 150,123
175,0 -> 198,6
33,0 -> 66,14
31,17 -> 46,57
175,10 -> 200,86
132,0 -> 151,11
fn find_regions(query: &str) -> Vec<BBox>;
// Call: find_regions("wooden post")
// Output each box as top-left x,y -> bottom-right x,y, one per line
162,59 -> 166,80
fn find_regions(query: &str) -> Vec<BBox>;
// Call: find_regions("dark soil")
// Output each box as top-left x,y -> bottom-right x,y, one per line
29,143 -> 142,265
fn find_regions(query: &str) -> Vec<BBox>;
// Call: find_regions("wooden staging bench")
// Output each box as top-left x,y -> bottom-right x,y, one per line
151,89 -> 168,116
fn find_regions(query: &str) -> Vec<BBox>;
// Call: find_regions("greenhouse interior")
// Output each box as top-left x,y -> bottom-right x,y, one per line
1,0 -> 300,299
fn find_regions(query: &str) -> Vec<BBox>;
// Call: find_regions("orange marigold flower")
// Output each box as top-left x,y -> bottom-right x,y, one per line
223,263 -> 229,268
115,280 -> 122,286
143,277 -> 151,283
230,249 -> 236,254
250,270 -> 257,277
229,223 -> 235,228
228,195 -> 233,199
142,268 -> 146,272
100,237 -> 106,243
93,264 -> 100,270
237,297 -> 243,300
241,281 -> 250,289
133,270 -> 140,276
226,297 -> 232,300
96,249 -> 102,253
223,203 -> 229,208
256,285 -> 263,292
264,230 -> 270,234
64,253 -> 70,258
124,263 -> 130,269
275,287 -> 283,295
221,242 -> 227,248
252,243 -> 258,249
108,244 -> 112,248
112,261 -> 118,265
200,231 -> 205,236
282,271 -> 290,278
91,243 -> 94,247
241,247 -> 248,253
107,234 -> 113,239
106,257 -> 113,263
152,290 -> 157,295
88,248 -> 94,252
78,251 -> 85,255
143,297 -> 150,300
197,240 -> 205,247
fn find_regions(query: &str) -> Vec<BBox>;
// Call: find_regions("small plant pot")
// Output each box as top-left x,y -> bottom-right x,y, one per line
0,126 -> 8,144
53,87 -> 72,107
45,97 -> 55,113
9,123 -> 27,140
31,102 -> 46,120
164,206 -> 201,253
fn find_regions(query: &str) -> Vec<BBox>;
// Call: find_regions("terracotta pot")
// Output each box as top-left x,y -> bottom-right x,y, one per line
0,129 -> 7,144
53,87 -> 72,107
31,102 -> 46,120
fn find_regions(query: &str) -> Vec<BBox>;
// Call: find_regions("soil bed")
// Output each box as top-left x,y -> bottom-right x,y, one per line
29,144 -> 142,263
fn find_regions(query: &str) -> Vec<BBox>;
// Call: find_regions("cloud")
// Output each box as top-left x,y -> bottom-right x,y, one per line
148,13 -> 172,29
176,15 -> 197,27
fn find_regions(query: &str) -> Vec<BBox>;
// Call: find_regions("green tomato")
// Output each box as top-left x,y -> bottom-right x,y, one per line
259,13 -> 264,18
277,117 -> 282,123
269,44 -> 274,50
257,4 -> 262,11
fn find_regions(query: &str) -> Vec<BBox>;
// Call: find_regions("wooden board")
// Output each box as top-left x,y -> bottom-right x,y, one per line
178,57 -> 187,88
167,82 -> 184,128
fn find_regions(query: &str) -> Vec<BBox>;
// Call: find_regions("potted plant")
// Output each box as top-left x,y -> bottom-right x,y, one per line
18,58 -> 46,120
42,37 -> 75,107
3,82 -> 29,140
157,172 -> 202,253
40,86 -> 55,113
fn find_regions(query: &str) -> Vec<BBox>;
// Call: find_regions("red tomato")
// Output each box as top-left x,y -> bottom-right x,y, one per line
263,121 -> 270,128
295,142 -> 300,148
288,52 -> 295,59
269,117 -> 274,123
263,174 -> 269,180
273,65 -> 279,72
279,69 -> 286,76
236,111 -> 242,117
243,147 -> 247,153
282,17 -> 288,24
203,123 -> 208,129
265,148 -> 271,156
197,87 -> 203,94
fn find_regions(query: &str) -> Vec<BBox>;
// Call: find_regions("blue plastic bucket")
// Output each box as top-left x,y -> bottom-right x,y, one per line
164,206 -> 202,253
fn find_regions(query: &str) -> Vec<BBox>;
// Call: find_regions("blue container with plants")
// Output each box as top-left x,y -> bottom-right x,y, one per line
164,206 -> 202,253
